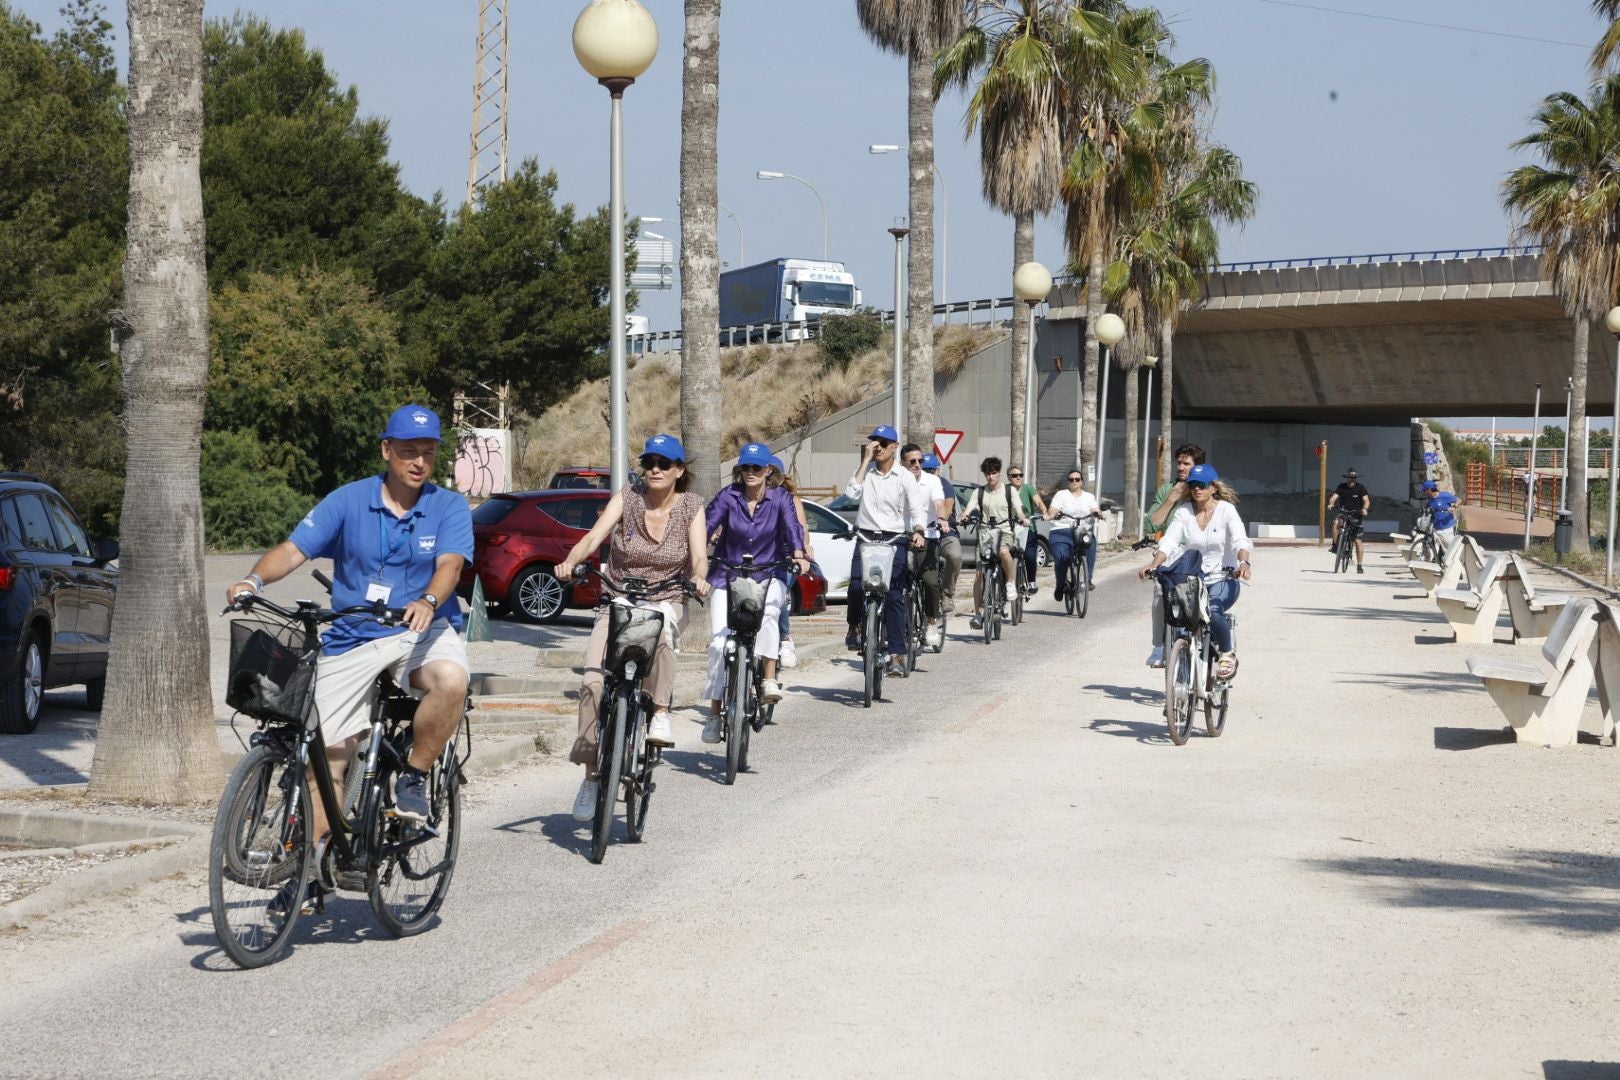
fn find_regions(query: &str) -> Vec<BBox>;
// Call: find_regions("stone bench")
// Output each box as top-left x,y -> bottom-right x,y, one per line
1409,534 -> 1483,596
1433,553 -> 1509,644
1466,597 -> 1602,748
1501,552 -> 1573,645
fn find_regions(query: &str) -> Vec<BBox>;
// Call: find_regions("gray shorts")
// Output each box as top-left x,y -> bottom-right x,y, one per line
312,623 -> 469,745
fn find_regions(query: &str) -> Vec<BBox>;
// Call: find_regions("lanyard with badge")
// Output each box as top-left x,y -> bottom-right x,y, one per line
368,509 -> 412,604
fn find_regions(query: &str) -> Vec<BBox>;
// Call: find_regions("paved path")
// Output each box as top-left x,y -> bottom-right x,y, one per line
5,544 -> 1620,1077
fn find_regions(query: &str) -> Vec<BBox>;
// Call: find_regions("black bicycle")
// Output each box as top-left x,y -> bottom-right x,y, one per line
850,530 -> 906,707
1050,512 -> 1100,618
714,557 -> 796,784
210,573 -> 468,968
1153,566 -> 1238,746
911,534 -> 948,659
573,566 -> 701,862
968,519 -> 1009,645
1413,508 -> 1439,563
1333,510 -> 1362,574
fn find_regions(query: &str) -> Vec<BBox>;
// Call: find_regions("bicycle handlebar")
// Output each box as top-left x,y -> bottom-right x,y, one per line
223,588 -> 408,628
572,563 -> 706,606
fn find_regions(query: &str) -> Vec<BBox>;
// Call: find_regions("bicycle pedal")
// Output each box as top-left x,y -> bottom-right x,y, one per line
333,869 -> 368,892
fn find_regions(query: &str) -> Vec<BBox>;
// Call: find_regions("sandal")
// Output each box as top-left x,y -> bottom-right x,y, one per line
1216,652 -> 1238,681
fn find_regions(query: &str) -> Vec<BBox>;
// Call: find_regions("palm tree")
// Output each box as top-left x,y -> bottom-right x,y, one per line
856,0 -> 967,450
679,0 -> 722,498
1503,75 -> 1620,550
89,0 -> 222,802
1593,0 -> 1620,74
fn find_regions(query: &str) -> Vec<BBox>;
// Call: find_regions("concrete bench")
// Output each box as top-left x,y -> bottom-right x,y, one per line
1589,600 -> 1620,747
1501,552 -> 1573,645
1466,597 -> 1601,748
1408,534 -> 1479,596
1433,553 -> 1510,644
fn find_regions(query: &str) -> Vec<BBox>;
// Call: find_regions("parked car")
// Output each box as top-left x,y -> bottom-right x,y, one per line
464,489 -> 828,622
547,466 -> 614,490
0,473 -> 119,734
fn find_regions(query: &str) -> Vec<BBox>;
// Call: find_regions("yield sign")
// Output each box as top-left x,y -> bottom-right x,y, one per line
933,429 -> 964,463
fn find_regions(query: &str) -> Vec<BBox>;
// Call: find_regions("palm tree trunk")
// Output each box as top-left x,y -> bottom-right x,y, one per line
1571,313 -> 1591,546
1122,358 -> 1141,538
88,0 -> 220,803
904,44 -> 936,449
1079,251 -> 1102,488
1009,211 -> 1034,473
1158,314 -> 1175,482
679,0 -> 722,498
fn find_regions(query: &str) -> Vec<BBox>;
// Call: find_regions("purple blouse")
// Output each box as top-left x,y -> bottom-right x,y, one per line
705,484 -> 806,587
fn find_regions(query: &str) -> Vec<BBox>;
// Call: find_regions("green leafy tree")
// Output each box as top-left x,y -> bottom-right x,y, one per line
817,308 -> 884,372
200,428 -> 307,550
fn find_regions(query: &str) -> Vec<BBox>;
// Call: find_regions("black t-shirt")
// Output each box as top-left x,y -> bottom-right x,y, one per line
1332,482 -> 1369,515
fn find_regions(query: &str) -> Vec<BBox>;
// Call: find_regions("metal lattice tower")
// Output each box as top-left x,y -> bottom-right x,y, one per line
466,0 -> 510,204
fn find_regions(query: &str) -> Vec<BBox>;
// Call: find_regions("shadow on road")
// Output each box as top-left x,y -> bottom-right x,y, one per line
1543,1061 -> 1620,1079
1084,683 -> 1159,708
495,809 -> 595,858
1085,717 -> 1173,746
177,894 -> 395,971
1433,726 -> 1514,750
660,749 -> 726,784
1279,606 -> 1416,623
1336,671 -> 1480,696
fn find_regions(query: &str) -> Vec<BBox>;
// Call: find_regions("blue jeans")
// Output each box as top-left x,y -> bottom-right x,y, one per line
1207,578 -> 1240,653
1047,529 -> 1095,590
847,543 -> 909,656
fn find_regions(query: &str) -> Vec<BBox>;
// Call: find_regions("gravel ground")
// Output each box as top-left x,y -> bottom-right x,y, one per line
0,842 -> 185,907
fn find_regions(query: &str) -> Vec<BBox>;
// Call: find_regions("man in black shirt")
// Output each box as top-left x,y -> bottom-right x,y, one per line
1327,468 -> 1371,573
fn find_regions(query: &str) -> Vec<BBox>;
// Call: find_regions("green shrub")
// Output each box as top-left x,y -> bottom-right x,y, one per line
202,428 -> 309,552
817,309 -> 882,372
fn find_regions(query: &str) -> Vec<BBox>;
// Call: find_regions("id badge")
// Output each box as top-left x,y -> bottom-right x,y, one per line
365,579 -> 393,604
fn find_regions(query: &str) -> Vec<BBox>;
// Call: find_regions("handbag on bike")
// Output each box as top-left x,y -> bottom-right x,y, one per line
726,574 -> 768,634
1159,550 -> 1209,629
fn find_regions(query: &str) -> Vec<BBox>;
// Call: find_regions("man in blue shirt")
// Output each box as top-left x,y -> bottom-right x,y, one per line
1421,479 -> 1460,552
225,404 -> 474,840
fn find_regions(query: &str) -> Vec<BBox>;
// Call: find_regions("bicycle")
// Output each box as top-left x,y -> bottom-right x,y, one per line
1413,508 -> 1439,563
851,529 -> 905,707
573,566 -> 701,862
1010,525 -> 1030,626
1153,566 -> 1239,746
713,557 -> 796,785
914,532 -> 948,657
210,572 -> 468,969
1332,510 -> 1361,573
967,518 -> 1008,646
1050,512 -> 1100,619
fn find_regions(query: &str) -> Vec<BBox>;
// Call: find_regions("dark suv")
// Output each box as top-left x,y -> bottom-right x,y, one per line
0,474 -> 119,733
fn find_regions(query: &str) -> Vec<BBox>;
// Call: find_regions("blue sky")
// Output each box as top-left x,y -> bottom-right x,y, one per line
19,0 -> 1610,421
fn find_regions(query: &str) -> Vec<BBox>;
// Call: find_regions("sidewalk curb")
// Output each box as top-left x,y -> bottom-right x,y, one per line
1521,552 -> 1620,600
0,808 -> 207,848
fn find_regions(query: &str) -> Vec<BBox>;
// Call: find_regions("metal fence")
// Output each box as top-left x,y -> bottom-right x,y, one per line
626,295 -> 1020,356
1465,462 -> 1562,520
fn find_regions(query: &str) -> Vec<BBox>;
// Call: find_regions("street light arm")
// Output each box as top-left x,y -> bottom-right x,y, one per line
757,169 -> 828,260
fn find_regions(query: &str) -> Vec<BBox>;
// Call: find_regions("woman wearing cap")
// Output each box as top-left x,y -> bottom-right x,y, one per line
1043,468 -> 1101,599
702,443 -> 808,743
1137,464 -> 1252,680
557,434 -> 710,822
767,455 -> 813,668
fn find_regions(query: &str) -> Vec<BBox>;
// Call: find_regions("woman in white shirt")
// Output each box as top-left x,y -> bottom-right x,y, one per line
1043,469 -> 1100,600
1137,463 -> 1252,679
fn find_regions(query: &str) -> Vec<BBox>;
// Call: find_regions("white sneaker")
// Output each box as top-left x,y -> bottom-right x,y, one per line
779,639 -> 798,669
761,679 -> 784,704
571,777 -> 596,822
925,624 -> 943,648
1147,645 -> 1165,669
646,710 -> 673,747
702,714 -> 723,744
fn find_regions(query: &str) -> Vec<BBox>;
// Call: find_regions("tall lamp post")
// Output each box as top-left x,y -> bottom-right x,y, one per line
889,222 -> 909,435
718,201 -> 744,267
756,170 -> 828,259
1524,381 -> 1542,551
1014,261 -> 1052,472
1562,375 -> 1574,514
573,0 -> 658,493
1092,313 -> 1126,493
1138,354 -> 1159,534
870,144 -> 948,301
1606,306 -> 1620,584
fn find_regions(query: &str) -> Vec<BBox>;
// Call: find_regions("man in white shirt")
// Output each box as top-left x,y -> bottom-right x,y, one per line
902,443 -> 952,648
844,425 -> 928,677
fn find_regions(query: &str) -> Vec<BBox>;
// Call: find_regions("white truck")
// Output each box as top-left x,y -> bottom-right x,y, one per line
718,258 -> 861,342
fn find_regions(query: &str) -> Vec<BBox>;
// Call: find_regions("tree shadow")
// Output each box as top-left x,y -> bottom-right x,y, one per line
1279,606 -> 1415,623
1432,726 -> 1515,750
1336,671 -> 1481,696
1084,683 -> 1160,708
1305,849 -> 1620,935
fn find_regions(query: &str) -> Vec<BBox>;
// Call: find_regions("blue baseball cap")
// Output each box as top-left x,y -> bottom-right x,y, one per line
1187,463 -> 1219,485
641,434 -> 686,462
1420,479 -> 1438,491
922,454 -> 941,469
380,404 -> 441,441
769,455 -> 785,472
870,425 -> 899,443
737,442 -> 774,467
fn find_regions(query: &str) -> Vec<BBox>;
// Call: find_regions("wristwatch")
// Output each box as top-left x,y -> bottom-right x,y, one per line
421,593 -> 439,608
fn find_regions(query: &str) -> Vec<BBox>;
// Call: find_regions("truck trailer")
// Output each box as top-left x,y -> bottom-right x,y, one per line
718,258 -> 861,341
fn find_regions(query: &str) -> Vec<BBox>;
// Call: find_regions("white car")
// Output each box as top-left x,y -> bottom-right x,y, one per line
804,501 -> 858,601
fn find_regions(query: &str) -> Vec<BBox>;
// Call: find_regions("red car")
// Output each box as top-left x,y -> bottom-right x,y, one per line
462,489 -> 828,623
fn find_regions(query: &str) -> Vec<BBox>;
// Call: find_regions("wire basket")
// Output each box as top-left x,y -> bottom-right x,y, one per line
727,575 -> 767,635
226,614 -> 318,725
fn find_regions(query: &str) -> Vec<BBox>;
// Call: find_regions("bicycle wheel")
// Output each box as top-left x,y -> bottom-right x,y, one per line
932,611 -> 948,654
1204,681 -> 1229,738
1075,563 -> 1090,619
738,677 -> 754,774
370,746 -> 462,937
1165,636 -> 1195,746
1062,563 -> 1075,615
1335,535 -> 1352,573
589,692 -> 626,864
863,600 -> 882,707
624,696 -> 649,842
992,579 -> 1004,640
1011,564 -> 1025,625
978,573 -> 994,645
209,742 -> 310,969
907,592 -> 924,673
725,645 -> 747,784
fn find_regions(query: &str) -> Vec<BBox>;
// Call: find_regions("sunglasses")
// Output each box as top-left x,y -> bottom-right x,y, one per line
640,455 -> 678,471
873,439 -> 895,448
1067,476 -> 1082,483
1008,473 -> 1023,479
904,457 -> 923,466
739,463 -> 767,473
1187,480 -> 1212,490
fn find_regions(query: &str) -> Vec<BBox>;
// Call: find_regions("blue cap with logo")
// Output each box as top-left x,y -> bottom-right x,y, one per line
1420,479 -> 1438,491
921,454 -> 941,469
769,455 -> 785,472
641,434 -> 686,462
1187,463 -> 1219,485
870,425 -> 899,443
737,442 -> 774,467
380,404 -> 442,441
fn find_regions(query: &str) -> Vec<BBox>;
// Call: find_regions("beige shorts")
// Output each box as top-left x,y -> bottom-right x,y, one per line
312,623 -> 469,745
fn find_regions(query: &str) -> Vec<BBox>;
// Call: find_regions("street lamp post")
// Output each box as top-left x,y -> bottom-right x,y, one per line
889,223 -> 909,435
574,0 -> 658,493
717,201 -> 744,267
1562,376 -> 1574,513
1525,381 -> 1542,551
870,144 -> 948,302
1014,261 -> 1052,472
1606,307 -> 1620,584
1092,313 -> 1126,493
756,170 -> 828,259
1138,355 -> 1159,534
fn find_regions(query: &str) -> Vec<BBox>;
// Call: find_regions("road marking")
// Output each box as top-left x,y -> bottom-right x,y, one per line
368,915 -> 651,1079
946,691 -> 1011,734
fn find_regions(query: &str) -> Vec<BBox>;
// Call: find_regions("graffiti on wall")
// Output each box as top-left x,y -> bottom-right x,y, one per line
454,428 -> 510,498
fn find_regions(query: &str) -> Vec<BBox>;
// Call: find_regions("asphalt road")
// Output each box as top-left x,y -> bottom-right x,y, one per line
6,545 -> 1620,1077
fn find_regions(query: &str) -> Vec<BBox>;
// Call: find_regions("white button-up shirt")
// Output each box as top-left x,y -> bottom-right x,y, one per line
846,462 -> 929,535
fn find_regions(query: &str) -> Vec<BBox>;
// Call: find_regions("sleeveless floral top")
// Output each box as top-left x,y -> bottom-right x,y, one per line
608,483 -> 703,602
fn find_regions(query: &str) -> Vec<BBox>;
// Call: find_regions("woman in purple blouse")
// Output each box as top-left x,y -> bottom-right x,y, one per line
702,442 -> 808,744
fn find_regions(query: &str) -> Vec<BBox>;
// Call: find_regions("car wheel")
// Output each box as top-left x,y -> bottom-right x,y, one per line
84,676 -> 106,711
511,564 -> 566,624
0,628 -> 46,735
1034,538 -> 1051,569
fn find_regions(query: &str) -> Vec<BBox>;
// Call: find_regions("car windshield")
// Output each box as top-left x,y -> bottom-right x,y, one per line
797,281 -> 854,308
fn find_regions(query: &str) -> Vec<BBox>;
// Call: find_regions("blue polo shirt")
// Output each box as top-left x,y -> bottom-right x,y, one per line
289,476 -> 475,655
1428,491 -> 1459,531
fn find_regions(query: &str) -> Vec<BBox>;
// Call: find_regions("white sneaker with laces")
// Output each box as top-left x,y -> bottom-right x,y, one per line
925,624 -> 943,648
571,777 -> 597,822
779,639 -> 798,669
646,710 -> 674,747
761,679 -> 784,704
702,714 -> 723,744
1147,645 -> 1165,668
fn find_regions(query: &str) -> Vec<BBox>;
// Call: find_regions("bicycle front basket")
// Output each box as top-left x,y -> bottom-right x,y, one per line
727,575 -> 767,635
608,599 -> 665,669
1163,575 -> 1210,630
1013,524 -> 1030,550
226,615 -> 318,724
858,542 -> 897,594
1415,508 -> 1433,532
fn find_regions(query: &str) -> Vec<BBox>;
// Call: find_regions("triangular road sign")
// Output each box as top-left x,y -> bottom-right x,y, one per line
933,429 -> 964,463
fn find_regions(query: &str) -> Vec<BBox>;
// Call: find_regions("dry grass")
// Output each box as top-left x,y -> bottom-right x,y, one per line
519,325 -> 1000,487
